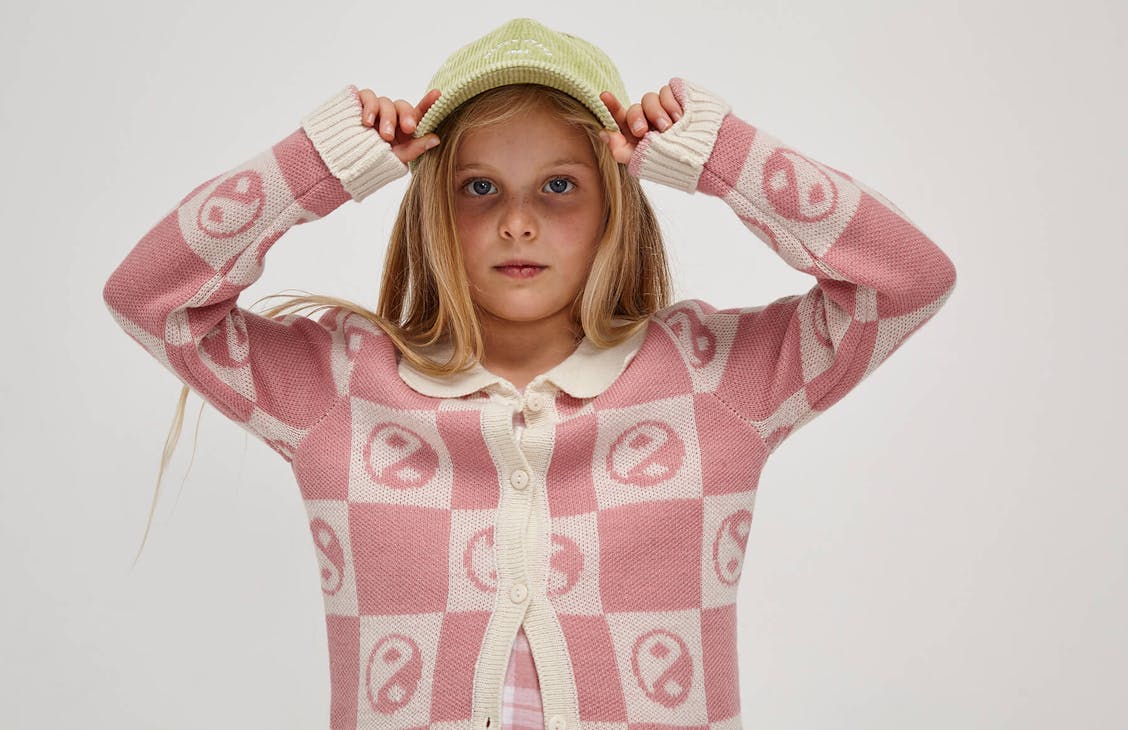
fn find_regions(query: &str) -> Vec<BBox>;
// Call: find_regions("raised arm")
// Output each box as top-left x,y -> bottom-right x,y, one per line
101,85 -> 409,461
629,77 -> 957,452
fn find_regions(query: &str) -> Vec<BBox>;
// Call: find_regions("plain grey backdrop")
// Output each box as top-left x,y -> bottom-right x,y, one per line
2,0 -> 1125,727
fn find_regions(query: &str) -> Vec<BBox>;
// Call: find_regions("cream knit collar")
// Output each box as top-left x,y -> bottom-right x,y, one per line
397,319 -> 650,399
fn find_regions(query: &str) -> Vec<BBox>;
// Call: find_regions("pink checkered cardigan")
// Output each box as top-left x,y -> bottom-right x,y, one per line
102,77 -> 957,730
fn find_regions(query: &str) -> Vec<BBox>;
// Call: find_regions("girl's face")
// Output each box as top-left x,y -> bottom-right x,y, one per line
453,104 -> 605,336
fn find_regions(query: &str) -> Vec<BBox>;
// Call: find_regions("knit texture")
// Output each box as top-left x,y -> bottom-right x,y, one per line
415,17 -> 630,138
102,77 -> 957,730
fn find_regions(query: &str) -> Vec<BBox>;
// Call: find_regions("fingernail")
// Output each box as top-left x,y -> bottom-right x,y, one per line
657,117 -> 670,131
365,112 -> 374,125
632,122 -> 646,134
425,136 -> 440,149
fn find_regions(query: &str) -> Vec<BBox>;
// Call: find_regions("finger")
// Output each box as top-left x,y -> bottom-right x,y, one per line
626,103 -> 648,138
414,88 -> 442,119
599,130 -> 634,166
659,84 -> 682,122
600,91 -> 631,136
393,98 -> 416,133
377,96 -> 396,141
641,92 -> 671,132
392,133 -> 442,164
358,88 -> 377,126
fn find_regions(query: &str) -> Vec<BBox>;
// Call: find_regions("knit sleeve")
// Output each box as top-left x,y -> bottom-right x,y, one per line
101,85 -> 408,462
630,77 -> 957,453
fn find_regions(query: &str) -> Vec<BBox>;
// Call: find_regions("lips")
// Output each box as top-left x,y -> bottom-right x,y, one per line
494,261 -> 547,279
495,260 -> 546,268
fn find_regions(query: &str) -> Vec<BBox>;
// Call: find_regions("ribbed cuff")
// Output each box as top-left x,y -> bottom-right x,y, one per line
300,85 -> 408,202
628,78 -> 731,193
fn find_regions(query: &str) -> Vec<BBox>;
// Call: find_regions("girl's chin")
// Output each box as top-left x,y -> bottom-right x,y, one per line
476,301 -> 571,326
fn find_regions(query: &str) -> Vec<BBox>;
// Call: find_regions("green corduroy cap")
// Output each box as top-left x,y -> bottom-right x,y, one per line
412,17 -> 630,140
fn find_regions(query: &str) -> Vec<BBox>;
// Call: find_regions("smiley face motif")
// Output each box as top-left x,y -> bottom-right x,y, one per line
763,148 -> 838,223
196,170 -> 265,239
661,306 -> 717,369
342,316 -> 385,361
712,509 -> 753,586
365,633 -> 423,714
607,420 -> 685,487
546,533 -> 584,597
310,517 -> 345,595
808,289 -> 835,350
631,628 -> 693,708
463,526 -> 497,594
363,423 -> 439,489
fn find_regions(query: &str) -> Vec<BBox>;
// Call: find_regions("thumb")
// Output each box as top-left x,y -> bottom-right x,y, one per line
393,133 -> 441,164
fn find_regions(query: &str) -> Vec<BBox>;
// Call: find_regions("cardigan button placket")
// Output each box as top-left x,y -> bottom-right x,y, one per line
509,468 -> 529,490
524,392 -> 545,413
509,581 -> 528,603
478,379 -> 568,729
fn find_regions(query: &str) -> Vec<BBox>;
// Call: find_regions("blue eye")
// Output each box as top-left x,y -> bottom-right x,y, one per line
465,179 -> 497,196
544,178 -> 575,194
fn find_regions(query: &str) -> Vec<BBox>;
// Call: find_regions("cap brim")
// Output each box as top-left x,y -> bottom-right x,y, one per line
413,62 -> 623,138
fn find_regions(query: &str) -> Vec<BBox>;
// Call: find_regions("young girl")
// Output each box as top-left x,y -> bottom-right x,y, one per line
103,17 -> 956,730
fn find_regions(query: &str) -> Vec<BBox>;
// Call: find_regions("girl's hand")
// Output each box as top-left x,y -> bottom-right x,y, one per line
356,87 -> 443,163
598,85 -> 683,165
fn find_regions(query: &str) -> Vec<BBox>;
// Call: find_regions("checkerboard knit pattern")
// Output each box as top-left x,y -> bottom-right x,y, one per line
103,77 -> 956,730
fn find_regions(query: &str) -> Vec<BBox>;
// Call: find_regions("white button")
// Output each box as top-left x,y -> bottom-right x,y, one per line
509,582 -> 528,603
525,393 -> 545,412
509,469 -> 529,490
548,715 -> 566,730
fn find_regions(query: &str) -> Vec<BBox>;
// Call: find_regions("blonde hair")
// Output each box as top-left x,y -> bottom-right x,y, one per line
132,84 -> 673,564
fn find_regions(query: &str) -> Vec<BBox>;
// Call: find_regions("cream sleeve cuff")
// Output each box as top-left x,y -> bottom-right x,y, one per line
628,79 -> 731,193
301,85 -> 408,202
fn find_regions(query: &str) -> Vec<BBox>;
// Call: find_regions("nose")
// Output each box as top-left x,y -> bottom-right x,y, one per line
498,197 -> 537,241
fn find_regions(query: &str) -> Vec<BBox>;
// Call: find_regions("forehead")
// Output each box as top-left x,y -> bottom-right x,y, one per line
455,104 -> 596,169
